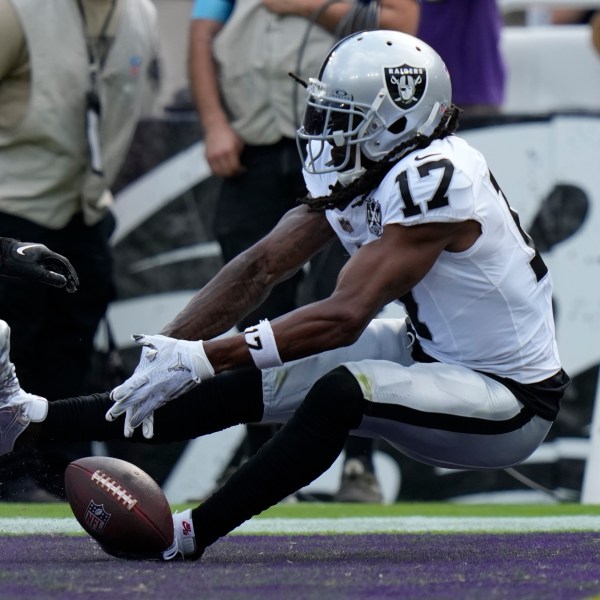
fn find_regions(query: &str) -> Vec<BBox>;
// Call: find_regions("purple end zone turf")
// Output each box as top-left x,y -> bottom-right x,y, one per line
1,533 -> 599,599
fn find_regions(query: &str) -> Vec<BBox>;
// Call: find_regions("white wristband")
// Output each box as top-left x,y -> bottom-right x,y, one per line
244,319 -> 283,369
190,340 -> 215,381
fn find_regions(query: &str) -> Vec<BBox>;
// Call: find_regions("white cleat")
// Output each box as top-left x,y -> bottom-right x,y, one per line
0,320 -> 48,455
162,509 -> 200,560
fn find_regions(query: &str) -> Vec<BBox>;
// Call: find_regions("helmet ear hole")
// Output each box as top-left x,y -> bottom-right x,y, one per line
388,117 -> 407,135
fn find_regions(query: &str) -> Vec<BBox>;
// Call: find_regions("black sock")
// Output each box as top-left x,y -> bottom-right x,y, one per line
39,368 -> 264,445
41,392 -> 121,443
192,366 -> 366,549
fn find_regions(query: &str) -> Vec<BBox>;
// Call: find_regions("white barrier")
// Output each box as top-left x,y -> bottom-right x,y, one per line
501,25 -> 600,113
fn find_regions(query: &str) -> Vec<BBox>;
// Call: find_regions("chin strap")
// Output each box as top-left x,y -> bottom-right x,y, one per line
336,148 -> 366,187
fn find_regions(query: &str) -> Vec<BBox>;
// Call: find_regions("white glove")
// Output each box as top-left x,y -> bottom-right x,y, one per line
106,334 -> 215,438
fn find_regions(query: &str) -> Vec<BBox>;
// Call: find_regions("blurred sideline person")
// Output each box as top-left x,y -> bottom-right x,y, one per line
417,0 -> 505,115
0,0 -> 160,500
189,0 -> 420,503
0,31 -> 569,560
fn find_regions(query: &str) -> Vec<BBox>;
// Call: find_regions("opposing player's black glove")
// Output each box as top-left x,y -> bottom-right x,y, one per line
0,237 -> 79,293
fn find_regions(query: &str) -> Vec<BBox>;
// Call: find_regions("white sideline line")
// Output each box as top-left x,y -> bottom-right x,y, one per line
238,516 -> 600,534
2,516 -> 600,536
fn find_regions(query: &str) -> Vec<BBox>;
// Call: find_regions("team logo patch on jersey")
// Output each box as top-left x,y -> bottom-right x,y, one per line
84,500 -> 111,534
385,65 -> 427,109
367,198 -> 383,237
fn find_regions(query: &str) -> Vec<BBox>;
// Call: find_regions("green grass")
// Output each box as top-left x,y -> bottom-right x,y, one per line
2,502 -> 600,520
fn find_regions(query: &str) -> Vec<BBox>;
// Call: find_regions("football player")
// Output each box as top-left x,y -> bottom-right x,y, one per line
0,31 -> 569,560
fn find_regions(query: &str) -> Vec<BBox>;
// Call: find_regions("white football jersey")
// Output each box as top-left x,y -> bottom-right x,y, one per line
303,135 -> 562,384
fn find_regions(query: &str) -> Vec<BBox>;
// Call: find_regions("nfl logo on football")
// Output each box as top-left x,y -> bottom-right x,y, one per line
84,500 -> 111,533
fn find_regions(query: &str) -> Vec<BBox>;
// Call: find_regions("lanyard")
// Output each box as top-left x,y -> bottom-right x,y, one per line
76,0 -> 117,93
76,0 -> 117,177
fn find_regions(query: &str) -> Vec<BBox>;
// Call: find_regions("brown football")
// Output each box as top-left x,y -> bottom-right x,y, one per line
65,456 -> 174,559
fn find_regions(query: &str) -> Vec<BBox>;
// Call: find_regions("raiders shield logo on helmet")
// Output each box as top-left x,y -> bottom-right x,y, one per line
385,65 -> 427,109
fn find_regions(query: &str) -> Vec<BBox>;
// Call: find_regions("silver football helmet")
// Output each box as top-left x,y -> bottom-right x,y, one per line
297,30 -> 452,186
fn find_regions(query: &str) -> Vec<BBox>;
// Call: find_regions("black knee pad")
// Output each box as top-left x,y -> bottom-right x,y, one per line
300,366 -> 365,430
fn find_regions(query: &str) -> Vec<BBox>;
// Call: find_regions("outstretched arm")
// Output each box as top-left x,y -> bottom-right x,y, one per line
161,205 -> 335,341
204,219 -> 463,371
107,205 -> 333,435
108,218 -> 474,436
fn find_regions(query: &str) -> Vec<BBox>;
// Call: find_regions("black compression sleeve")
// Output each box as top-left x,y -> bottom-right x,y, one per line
40,368 -> 264,444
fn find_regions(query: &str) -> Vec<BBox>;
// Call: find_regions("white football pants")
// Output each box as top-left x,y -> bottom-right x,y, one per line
260,318 -> 552,470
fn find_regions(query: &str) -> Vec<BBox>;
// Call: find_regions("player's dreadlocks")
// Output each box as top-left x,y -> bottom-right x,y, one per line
299,104 -> 461,212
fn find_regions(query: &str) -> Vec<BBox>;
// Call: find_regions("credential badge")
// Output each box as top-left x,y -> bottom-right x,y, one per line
385,64 -> 427,109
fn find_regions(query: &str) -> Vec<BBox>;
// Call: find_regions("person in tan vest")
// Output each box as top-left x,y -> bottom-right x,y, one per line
0,0 -> 159,500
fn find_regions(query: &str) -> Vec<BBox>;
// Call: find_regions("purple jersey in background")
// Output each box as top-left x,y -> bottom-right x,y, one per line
417,0 -> 505,110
